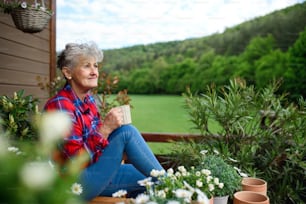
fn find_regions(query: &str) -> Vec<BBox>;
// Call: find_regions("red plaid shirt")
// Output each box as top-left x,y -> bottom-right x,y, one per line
44,84 -> 109,166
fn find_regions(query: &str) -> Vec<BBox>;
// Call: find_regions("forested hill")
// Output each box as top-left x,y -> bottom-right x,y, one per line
102,2 -> 306,99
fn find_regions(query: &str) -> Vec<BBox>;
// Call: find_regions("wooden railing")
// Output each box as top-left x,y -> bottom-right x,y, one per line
141,132 -> 202,142
123,132 -> 202,163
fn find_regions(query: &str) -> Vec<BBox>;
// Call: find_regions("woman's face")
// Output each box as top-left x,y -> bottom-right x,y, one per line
68,56 -> 99,93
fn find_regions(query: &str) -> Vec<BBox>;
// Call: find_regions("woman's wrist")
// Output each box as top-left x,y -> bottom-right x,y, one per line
100,125 -> 112,139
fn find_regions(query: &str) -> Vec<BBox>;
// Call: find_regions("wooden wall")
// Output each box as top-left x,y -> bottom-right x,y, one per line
0,0 -> 55,109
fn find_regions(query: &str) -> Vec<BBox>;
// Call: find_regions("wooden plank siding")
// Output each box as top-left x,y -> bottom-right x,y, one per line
0,0 -> 56,109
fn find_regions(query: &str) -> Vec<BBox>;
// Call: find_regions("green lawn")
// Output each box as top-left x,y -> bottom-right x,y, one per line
129,95 -> 199,134
127,95 -> 200,154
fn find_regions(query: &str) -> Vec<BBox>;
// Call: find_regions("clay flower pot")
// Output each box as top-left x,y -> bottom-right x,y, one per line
233,191 -> 269,204
241,177 -> 267,195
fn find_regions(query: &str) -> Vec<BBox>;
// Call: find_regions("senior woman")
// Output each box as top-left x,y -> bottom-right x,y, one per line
44,42 -> 163,201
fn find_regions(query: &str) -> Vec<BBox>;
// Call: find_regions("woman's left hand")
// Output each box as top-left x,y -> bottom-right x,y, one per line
99,107 -> 123,139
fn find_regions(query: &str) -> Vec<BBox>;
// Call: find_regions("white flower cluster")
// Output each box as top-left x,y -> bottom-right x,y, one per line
112,166 -> 224,204
20,1 -> 48,12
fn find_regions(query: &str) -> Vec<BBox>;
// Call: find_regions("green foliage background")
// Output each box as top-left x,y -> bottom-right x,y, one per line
102,2 -> 306,101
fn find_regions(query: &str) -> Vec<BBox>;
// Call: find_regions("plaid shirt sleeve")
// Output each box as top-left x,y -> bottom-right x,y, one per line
44,89 -> 109,165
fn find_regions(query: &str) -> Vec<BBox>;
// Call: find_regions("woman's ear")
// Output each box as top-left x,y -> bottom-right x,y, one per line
62,67 -> 72,80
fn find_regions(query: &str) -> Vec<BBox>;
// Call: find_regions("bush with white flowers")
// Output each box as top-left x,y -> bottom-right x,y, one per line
112,166 -> 218,204
0,111 -> 85,204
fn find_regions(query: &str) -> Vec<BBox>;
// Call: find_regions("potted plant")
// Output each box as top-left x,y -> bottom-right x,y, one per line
124,166 -> 220,204
199,154 -> 242,204
0,0 -> 53,33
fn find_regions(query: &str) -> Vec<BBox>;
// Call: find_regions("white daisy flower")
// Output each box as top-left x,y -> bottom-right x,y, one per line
135,193 -> 150,204
112,189 -> 127,198
167,168 -> 174,175
39,111 -> 72,144
200,150 -> 208,155
173,189 -> 192,200
137,177 -> 153,187
201,169 -> 211,176
71,183 -> 83,195
214,177 -> 220,185
156,190 -> 166,198
208,184 -> 215,192
8,146 -> 19,152
20,2 -> 27,9
206,176 -> 213,183
178,166 -> 187,173
218,182 -> 224,189
196,179 -> 203,188
150,169 -> 165,177
20,161 -> 55,190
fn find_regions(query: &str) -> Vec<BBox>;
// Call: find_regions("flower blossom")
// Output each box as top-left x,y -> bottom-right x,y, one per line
167,168 -> 174,175
8,146 -> 19,152
201,169 -> 211,176
173,188 -> 192,201
218,182 -> 224,189
39,111 -> 72,144
200,150 -> 208,155
137,177 -> 154,187
71,183 -> 83,195
196,179 -> 203,188
135,193 -> 150,204
20,161 -> 55,190
112,189 -> 127,198
208,184 -> 215,191
156,190 -> 166,198
150,169 -> 165,177
20,2 -> 27,9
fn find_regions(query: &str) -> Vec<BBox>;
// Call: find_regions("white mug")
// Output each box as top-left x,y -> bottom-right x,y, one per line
119,105 -> 132,125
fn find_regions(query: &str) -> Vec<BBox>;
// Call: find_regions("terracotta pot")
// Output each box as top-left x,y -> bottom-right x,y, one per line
241,177 -> 267,195
213,195 -> 229,204
233,191 -> 269,204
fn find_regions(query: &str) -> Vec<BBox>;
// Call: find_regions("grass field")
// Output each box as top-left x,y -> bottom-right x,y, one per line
129,95 -> 199,134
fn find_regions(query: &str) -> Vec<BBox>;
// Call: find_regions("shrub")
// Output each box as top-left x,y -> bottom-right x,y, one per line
0,90 -> 39,140
182,78 -> 306,203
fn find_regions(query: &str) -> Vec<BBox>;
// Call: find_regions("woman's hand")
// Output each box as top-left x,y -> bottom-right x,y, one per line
99,107 -> 123,139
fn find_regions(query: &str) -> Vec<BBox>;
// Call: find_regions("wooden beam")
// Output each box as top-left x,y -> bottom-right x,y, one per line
141,132 -> 202,142
49,0 -> 56,93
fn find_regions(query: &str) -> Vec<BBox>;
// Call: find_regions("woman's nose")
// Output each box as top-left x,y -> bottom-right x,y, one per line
90,66 -> 98,74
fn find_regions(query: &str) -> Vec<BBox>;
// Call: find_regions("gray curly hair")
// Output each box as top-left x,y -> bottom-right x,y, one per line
57,42 -> 104,69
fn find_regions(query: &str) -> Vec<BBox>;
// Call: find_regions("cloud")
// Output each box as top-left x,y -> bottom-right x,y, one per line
56,0 -> 303,50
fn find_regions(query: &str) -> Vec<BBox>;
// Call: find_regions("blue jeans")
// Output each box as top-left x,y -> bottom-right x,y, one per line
79,124 -> 164,201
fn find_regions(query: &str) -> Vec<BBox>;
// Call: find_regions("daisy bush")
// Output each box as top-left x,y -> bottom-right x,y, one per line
0,110 -> 85,204
116,167 -> 219,204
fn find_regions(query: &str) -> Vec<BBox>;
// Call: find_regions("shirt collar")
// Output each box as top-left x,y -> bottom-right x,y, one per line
63,84 -> 94,114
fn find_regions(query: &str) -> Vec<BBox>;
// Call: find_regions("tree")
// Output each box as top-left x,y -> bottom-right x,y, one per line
285,27 -> 306,99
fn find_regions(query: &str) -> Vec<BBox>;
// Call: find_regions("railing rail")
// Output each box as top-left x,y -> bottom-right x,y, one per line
141,132 -> 202,142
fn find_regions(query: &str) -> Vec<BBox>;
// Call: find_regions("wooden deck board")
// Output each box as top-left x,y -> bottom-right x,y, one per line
89,196 -> 131,204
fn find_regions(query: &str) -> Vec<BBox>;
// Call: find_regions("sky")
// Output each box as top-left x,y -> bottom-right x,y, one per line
56,0 -> 304,51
